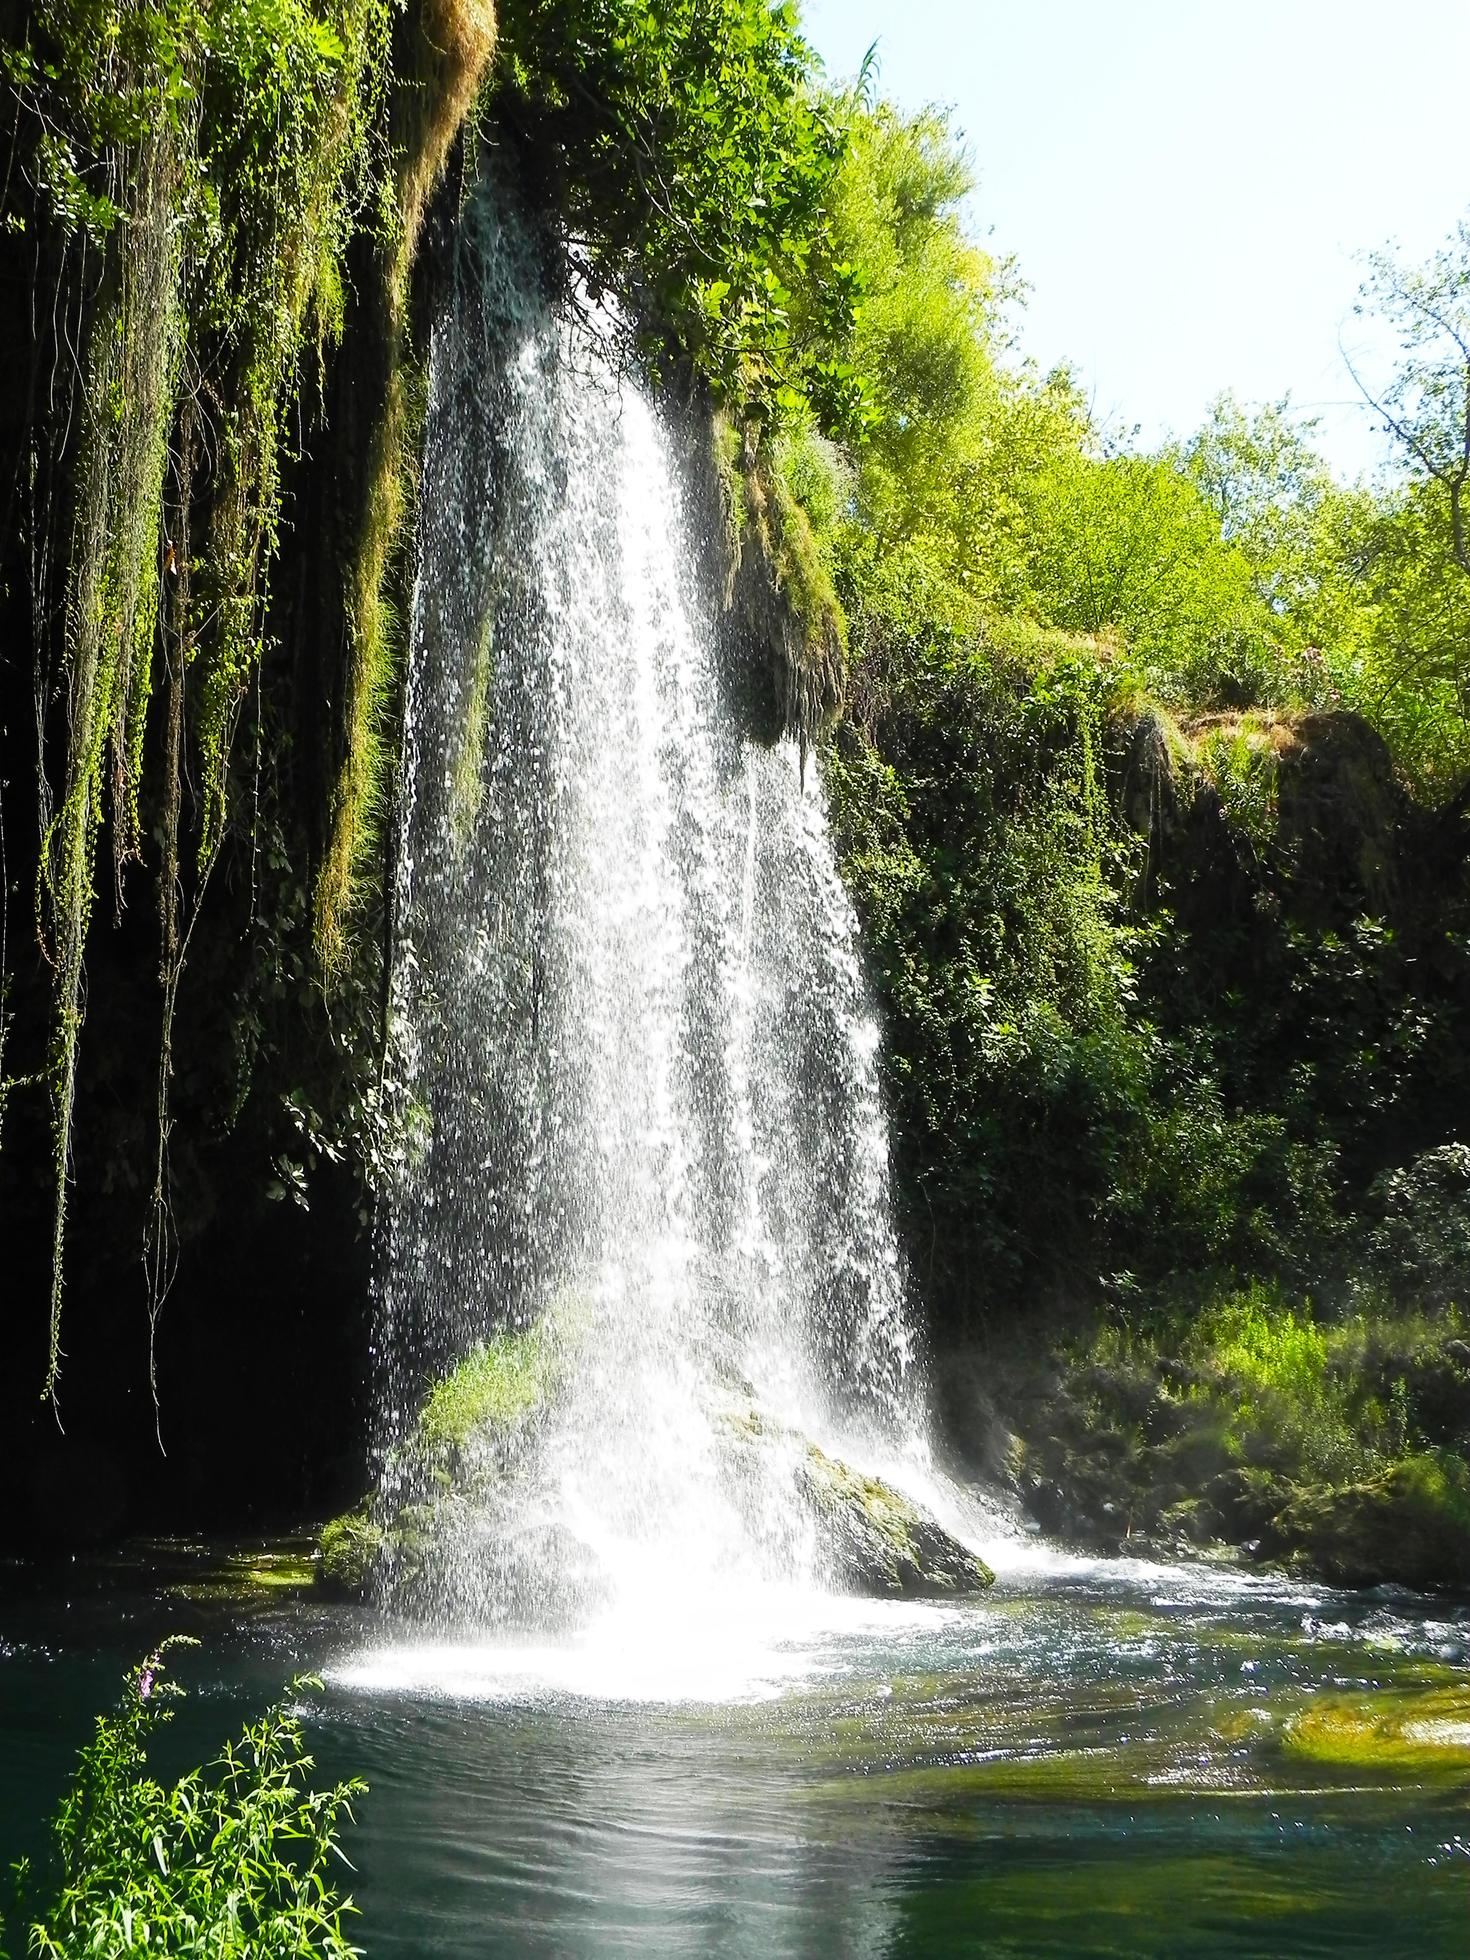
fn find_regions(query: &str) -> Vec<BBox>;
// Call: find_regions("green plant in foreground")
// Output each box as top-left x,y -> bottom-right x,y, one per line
0,1639 -> 365,1958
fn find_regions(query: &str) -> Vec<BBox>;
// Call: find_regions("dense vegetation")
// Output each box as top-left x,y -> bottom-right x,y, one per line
798,109 -> 1470,1573
0,0 -> 1466,1588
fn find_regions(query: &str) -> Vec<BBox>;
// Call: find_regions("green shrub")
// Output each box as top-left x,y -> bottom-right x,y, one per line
0,1639 -> 365,1958
1182,1286 -> 1375,1484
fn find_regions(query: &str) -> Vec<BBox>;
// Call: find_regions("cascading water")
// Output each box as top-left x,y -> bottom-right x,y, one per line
374,187 -> 944,1640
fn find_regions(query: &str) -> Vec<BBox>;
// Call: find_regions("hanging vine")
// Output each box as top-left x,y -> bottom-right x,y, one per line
314,0 -> 497,975
7,0 -> 397,1402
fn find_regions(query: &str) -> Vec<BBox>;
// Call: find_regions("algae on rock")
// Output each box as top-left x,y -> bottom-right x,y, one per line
798,1443 -> 994,1598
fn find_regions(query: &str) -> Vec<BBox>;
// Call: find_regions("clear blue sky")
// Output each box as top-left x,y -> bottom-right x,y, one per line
802,0 -> 1470,480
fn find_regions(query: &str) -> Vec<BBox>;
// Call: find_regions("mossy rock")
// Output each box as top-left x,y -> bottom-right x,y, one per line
419,1322 -> 561,1457
318,1505 -> 387,1600
317,1306 -> 592,1603
317,1308 -> 579,1575
798,1445 -> 994,1599
1267,1452 -> 1470,1590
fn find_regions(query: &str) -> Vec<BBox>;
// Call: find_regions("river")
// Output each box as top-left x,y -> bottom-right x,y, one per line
3,1538 -> 1466,1956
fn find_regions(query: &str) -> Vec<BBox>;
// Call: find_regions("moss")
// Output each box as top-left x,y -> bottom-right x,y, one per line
314,358 -> 422,974
38,112 -> 190,1399
16,0 -> 401,1394
749,443 -> 846,653
730,430 -> 848,749
717,1406 -> 768,1443
396,1 -> 498,260
318,1504 -> 387,1597
418,1323 -> 557,1453
314,1 -> 497,974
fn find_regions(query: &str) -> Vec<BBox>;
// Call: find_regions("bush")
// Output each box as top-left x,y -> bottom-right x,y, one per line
1362,1145 -> 1470,1312
0,1640 -> 365,1958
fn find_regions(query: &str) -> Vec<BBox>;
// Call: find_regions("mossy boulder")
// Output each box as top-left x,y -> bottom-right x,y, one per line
316,1317 -> 572,1602
321,1314 -> 993,1612
1265,1452 -> 1470,1591
318,1505 -> 388,1599
797,1444 -> 994,1599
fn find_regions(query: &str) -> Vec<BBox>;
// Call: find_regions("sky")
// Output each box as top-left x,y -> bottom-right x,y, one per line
802,0 -> 1470,481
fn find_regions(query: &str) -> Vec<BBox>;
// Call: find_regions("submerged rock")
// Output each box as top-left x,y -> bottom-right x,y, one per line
1283,1682 -> 1470,1774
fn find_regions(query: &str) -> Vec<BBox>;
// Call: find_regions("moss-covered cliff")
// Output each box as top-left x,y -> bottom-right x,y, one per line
0,0 -> 858,1550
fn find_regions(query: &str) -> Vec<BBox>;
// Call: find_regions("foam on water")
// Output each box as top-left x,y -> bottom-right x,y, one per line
330,1587 -> 963,1706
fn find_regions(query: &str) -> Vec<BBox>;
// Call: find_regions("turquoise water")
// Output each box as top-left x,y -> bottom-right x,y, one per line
3,1542 -> 1468,1956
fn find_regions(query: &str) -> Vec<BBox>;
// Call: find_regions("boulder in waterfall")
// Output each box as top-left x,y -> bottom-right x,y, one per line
797,1443 -> 995,1599
714,1408 -> 994,1598
317,1313 -> 579,1604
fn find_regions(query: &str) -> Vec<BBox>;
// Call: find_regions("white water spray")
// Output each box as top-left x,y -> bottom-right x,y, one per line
373,190 -> 943,1640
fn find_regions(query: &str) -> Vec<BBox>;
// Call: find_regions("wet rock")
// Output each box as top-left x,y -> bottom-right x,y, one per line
1265,1454 -> 1470,1591
797,1445 -> 994,1598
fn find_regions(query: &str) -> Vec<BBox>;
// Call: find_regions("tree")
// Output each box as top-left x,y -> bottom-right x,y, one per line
1339,219 -> 1470,790
1349,220 -> 1470,576
1018,446 -> 1274,703
1174,395 -> 1378,680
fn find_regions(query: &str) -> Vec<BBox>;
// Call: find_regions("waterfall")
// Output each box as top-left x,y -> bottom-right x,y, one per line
374,188 -> 933,1629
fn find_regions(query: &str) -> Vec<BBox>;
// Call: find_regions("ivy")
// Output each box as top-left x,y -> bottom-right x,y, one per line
8,0 -> 396,1399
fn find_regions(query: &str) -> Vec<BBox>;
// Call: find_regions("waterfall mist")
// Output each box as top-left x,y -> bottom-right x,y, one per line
373,189 -> 934,1631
